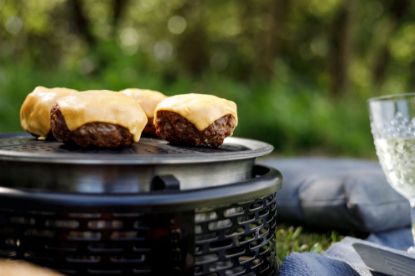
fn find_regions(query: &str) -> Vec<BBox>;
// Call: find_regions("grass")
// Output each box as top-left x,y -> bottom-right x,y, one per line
276,224 -> 343,262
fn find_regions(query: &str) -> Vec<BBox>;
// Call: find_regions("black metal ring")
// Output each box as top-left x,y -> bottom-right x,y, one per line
0,165 -> 282,212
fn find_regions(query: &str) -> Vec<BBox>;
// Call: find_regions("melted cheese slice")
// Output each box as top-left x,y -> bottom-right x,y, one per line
57,91 -> 147,142
120,88 -> 167,119
20,86 -> 77,139
155,93 -> 238,131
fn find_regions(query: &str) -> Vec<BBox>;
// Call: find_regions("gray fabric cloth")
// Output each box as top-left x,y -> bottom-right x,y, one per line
262,157 -> 413,275
367,227 -> 413,249
280,237 -> 368,276
260,157 -> 411,232
280,228 -> 413,276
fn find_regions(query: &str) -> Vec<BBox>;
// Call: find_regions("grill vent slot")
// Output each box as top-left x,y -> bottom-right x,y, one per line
194,194 -> 277,276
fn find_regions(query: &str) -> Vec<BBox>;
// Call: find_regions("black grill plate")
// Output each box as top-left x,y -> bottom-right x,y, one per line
0,134 -> 273,165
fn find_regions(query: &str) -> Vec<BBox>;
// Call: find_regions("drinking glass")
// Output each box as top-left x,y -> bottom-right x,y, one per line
369,93 -> 415,252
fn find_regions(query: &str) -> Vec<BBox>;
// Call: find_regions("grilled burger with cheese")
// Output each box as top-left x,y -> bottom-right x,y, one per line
154,93 -> 237,147
50,91 -> 148,148
120,88 -> 167,137
20,86 -> 77,140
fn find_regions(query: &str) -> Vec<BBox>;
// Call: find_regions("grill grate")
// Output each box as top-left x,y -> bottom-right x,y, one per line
0,137 -> 246,155
0,135 -> 268,164
0,194 -> 277,275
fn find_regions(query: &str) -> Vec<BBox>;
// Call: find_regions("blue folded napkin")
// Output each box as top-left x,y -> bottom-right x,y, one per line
280,228 -> 413,275
280,251 -> 360,276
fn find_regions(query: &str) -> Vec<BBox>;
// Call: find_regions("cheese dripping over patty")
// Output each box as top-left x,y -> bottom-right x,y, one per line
155,93 -> 238,131
20,86 -> 77,139
120,88 -> 167,119
56,91 -> 148,142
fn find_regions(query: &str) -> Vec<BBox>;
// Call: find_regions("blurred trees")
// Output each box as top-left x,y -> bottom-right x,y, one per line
6,0 -> 415,155
1,0 -> 415,95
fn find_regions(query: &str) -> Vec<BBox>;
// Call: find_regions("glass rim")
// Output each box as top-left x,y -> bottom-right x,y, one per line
368,92 -> 415,103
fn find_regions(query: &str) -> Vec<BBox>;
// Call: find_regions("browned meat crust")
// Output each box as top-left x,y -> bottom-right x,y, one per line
50,104 -> 134,148
155,111 -> 236,147
142,119 -> 157,137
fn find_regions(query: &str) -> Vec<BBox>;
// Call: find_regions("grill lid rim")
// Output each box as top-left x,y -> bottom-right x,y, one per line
0,134 -> 273,165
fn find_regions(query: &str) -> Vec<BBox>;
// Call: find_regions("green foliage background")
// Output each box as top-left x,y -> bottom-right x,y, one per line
3,0 -> 412,157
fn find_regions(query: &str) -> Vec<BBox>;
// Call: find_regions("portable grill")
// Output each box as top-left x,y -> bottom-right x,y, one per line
0,133 -> 282,275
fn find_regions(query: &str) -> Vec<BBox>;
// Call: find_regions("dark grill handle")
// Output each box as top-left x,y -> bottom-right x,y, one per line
151,175 -> 180,191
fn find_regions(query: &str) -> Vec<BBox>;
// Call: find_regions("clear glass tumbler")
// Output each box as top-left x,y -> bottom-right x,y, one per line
369,93 -> 415,251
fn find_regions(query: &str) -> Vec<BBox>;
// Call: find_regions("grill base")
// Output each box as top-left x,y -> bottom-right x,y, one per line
0,166 -> 281,275
0,194 -> 277,275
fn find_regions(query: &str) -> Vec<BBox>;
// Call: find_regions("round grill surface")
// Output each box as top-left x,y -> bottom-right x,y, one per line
0,133 -> 272,164
0,134 -> 274,193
